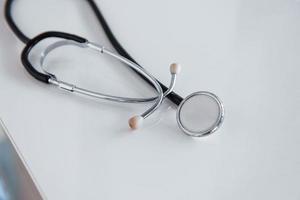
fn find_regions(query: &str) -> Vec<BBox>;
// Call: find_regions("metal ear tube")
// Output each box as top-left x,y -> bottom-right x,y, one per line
39,38 -> 224,136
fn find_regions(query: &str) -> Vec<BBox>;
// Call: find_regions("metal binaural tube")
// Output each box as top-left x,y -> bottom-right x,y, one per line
40,39 -> 179,123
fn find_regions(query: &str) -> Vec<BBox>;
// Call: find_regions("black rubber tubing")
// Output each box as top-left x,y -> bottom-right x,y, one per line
21,32 -> 87,83
5,0 -> 183,105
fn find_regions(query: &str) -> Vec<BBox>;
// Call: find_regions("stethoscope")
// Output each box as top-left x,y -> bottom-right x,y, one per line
5,0 -> 224,137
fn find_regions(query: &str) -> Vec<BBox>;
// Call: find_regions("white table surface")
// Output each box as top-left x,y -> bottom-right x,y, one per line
1,0 -> 300,199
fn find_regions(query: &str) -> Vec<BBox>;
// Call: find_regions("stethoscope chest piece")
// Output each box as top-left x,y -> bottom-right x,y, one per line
176,91 -> 224,137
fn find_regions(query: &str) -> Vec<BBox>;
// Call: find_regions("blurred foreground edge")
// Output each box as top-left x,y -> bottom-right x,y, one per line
0,119 -> 45,200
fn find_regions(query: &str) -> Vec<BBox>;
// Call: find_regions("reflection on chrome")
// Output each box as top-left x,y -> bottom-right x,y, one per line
0,120 -> 44,200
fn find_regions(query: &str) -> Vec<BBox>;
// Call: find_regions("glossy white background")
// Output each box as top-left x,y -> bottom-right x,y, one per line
0,0 -> 300,199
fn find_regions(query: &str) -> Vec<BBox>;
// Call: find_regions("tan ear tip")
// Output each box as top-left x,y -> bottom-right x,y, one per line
128,115 -> 144,130
170,63 -> 181,74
